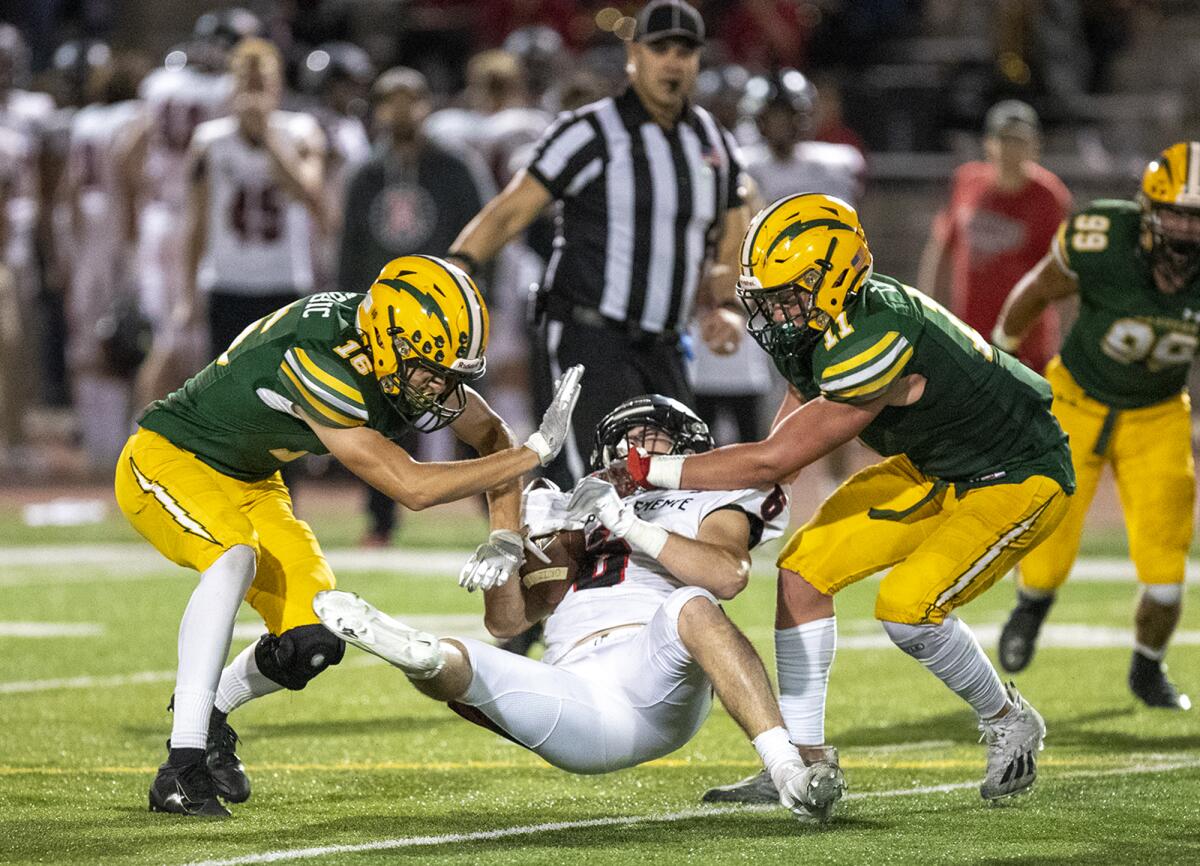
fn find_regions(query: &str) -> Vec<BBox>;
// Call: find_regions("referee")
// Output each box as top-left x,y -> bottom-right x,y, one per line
447,0 -> 749,488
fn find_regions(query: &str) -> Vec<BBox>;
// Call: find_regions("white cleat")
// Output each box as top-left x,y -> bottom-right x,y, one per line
312,590 -> 445,679
979,682 -> 1045,801
774,748 -> 847,824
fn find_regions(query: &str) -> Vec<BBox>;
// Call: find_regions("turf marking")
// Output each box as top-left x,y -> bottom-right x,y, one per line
177,758 -> 1200,866
0,621 -> 104,637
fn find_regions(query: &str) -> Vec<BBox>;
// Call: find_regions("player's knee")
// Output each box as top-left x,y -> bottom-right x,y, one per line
254,623 -> 345,691
666,586 -> 720,628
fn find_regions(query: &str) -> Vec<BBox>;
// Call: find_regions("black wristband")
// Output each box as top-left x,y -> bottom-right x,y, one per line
446,252 -> 479,275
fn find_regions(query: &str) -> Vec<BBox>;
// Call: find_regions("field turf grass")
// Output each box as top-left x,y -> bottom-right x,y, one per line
2,508 -> 1199,865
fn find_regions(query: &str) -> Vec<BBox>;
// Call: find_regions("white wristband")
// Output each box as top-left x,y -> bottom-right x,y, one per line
623,519 -> 669,558
989,324 -> 1020,354
646,454 -> 686,489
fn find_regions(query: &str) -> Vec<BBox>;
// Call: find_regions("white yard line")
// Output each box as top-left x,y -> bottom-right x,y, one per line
0,621 -> 104,637
179,758 -> 1200,866
1,546 -> 1194,585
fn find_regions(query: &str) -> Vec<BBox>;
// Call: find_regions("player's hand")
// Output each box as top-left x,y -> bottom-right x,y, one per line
524,364 -> 584,465
458,529 -> 524,592
700,307 -> 744,355
593,459 -> 639,497
567,476 -> 636,538
773,758 -> 813,818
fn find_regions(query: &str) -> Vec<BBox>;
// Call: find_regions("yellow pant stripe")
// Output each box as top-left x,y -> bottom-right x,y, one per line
934,495 -> 1056,609
127,454 -> 219,545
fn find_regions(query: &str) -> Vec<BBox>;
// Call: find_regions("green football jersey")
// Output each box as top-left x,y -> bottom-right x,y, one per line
1055,199 -> 1200,408
140,292 -> 411,481
771,275 -> 1074,491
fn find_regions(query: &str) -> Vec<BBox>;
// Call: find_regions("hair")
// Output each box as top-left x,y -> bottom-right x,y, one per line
466,49 -> 524,101
229,37 -> 282,79
371,66 -> 430,104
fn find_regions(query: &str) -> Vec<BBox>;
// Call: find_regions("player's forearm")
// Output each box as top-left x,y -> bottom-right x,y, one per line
377,446 -> 540,511
994,278 -> 1049,346
482,568 -> 537,638
656,534 -> 750,600
267,147 -> 326,231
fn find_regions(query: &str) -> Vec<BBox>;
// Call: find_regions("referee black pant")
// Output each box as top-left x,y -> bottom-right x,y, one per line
533,316 -> 694,489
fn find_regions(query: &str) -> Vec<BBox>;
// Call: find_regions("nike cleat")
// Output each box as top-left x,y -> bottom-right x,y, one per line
313,590 -> 445,679
148,759 -> 230,818
998,593 -> 1054,673
1129,652 -> 1192,710
700,768 -> 777,805
206,717 -> 251,803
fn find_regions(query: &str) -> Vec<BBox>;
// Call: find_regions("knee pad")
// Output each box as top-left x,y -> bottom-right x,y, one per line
254,623 -> 345,691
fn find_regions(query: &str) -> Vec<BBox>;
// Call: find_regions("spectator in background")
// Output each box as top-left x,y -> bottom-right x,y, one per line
337,66 -> 493,546
919,100 -> 1069,372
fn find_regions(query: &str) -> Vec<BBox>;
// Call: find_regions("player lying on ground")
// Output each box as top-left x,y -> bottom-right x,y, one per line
314,395 -> 845,821
114,254 -> 583,817
620,193 -> 1076,806
992,141 -> 1198,710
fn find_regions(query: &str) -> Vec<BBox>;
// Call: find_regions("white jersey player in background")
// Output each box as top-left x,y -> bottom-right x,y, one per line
176,36 -> 326,361
63,54 -> 147,472
119,45 -> 232,404
314,395 -> 846,822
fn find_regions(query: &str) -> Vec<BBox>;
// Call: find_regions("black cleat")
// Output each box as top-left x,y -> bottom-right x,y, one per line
149,759 -> 231,817
1129,652 -> 1192,710
998,593 -> 1054,673
701,768 -> 777,805
206,716 -> 251,803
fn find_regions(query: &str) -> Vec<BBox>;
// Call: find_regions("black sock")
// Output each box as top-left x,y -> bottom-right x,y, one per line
209,708 -> 228,731
1016,591 -> 1054,617
167,747 -> 205,768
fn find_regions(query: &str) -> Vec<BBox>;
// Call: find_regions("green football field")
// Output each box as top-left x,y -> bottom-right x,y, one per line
3,507 -> 1200,865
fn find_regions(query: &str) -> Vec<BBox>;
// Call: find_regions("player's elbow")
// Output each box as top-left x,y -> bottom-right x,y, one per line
709,556 -> 751,600
483,612 -> 528,640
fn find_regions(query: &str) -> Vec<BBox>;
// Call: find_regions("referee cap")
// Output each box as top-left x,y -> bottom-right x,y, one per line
635,0 -> 705,47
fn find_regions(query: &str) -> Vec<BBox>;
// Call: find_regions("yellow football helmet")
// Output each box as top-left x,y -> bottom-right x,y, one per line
356,254 -> 489,429
737,192 -> 873,353
1139,141 -> 1200,292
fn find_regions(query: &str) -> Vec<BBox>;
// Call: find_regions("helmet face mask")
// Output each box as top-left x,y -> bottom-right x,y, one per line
358,256 -> 489,432
738,193 -> 872,356
590,395 -> 713,472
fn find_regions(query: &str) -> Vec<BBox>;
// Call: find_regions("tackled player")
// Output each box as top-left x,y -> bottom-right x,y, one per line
623,193 -> 1076,811
314,395 -> 845,822
113,254 -> 583,817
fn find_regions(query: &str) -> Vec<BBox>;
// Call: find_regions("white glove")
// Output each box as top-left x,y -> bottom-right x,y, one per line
458,529 -> 524,592
567,476 -> 668,557
524,364 -> 584,465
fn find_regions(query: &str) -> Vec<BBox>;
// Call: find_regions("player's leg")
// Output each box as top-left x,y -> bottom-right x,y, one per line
206,473 -> 345,801
1111,396 -> 1194,709
876,474 -> 1069,800
668,589 -> 844,820
114,429 -> 262,817
1000,358 -> 1108,672
704,456 -> 939,804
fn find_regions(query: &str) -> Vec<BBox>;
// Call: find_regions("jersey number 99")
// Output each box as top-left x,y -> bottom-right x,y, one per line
1101,318 -> 1198,371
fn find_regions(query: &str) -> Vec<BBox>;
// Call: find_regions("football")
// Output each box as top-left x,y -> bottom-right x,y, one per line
520,529 -> 587,618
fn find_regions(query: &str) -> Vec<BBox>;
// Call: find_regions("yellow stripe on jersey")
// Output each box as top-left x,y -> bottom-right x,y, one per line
279,363 -> 361,428
1050,220 -> 1076,277
829,346 -> 915,402
821,331 -> 900,378
293,347 -> 366,408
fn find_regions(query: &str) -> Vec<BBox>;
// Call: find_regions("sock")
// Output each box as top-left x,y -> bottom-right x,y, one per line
215,640 -> 283,714
1016,586 -> 1055,603
775,617 -> 837,745
882,616 -> 1008,719
1133,642 -> 1165,662
170,545 -> 257,750
167,746 -> 205,768
753,725 -> 799,788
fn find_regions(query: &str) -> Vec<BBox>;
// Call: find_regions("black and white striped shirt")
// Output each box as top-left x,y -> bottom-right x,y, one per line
525,87 -> 744,336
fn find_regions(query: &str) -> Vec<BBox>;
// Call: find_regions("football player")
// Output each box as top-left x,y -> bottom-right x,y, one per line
619,193 -> 1076,809
992,142 -> 1200,709
314,395 -> 844,821
114,254 -> 584,817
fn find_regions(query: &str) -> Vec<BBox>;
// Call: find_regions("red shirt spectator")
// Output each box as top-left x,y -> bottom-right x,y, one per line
921,101 -> 1071,371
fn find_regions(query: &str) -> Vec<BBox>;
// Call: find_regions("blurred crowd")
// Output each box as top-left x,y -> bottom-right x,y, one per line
0,0 -> 1182,491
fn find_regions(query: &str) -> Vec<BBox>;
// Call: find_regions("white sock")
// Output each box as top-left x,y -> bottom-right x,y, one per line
775,617 -> 837,745
1133,642 -> 1165,661
215,640 -> 283,714
170,545 -> 257,750
881,617 -> 1007,719
753,725 -> 799,788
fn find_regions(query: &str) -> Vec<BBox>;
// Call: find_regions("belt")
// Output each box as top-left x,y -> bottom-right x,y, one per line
556,304 -> 681,346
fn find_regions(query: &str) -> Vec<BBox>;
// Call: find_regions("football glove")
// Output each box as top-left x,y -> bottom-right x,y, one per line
524,364 -> 584,465
567,476 -> 668,557
458,529 -> 524,592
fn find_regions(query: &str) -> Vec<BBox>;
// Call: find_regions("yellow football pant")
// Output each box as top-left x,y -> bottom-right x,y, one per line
114,428 -> 335,635
778,454 -> 1070,624
1019,357 -> 1194,591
